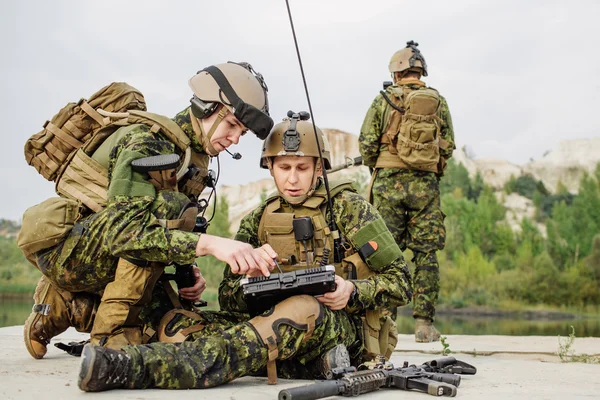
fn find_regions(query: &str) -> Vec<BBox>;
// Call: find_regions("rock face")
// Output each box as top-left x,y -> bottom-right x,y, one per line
217,131 -> 600,235
523,139 -> 600,194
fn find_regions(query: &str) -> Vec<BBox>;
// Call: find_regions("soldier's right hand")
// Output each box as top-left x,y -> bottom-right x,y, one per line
196,235 -> 277,277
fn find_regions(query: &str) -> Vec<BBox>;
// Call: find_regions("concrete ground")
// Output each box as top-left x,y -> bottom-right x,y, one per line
1,326 -> 599,400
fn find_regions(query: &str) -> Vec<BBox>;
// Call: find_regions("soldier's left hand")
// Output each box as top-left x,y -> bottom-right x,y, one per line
178,265 -> 206,301
317,275 -> 355,310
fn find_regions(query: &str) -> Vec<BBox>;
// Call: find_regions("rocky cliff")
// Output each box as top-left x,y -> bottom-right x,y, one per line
218,131 -> 600,235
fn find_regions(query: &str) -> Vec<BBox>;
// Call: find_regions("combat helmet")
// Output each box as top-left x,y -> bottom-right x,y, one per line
260,111 -> 331,170
388,40 -> 428,77
188,62 -> 273,140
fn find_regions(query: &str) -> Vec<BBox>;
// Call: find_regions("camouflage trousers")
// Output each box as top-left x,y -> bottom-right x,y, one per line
32,191 -> 193,332
370,168 -> 445,321
123,306 -> 363,388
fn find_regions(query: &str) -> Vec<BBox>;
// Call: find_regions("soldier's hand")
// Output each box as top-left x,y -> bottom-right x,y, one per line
317,275 -> 355,310
178,265 -> 206,301
245,246 -> 278,278
196,235 -> 276,277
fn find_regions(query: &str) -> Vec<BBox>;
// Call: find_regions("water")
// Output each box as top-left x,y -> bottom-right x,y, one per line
1,297 -> 33,328
2,297 -> 599,337
395,314 -> 600,337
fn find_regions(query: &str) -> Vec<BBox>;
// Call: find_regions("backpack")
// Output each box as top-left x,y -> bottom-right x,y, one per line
24,83 -> 197,212
25,82 -> 147,182
383,85 -> 443,173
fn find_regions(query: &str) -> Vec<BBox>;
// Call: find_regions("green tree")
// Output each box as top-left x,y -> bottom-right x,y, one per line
440,160 -> 471,197
196,196 -> 233,294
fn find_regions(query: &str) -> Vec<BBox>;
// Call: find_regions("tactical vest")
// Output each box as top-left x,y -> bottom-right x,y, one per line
375,80 -> 449,174
257,180 -> 398,360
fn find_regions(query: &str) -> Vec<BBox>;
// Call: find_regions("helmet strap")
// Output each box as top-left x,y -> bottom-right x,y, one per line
191,106 -> 228,156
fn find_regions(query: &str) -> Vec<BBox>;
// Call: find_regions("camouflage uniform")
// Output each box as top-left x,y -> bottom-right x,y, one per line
35,107 -> 203,331
115,183 -> 412,388
359,80 -> 455,321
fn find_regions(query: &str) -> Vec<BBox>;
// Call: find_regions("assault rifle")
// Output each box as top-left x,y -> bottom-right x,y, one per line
278,356 -> 476,399
327,156 -> 363,174
240,265 -> 337,315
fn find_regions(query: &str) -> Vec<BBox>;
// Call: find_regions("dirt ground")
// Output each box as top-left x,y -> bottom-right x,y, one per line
1,326 -> 599,400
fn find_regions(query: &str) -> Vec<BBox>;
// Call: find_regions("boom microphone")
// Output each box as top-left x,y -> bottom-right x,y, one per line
225,149 -> 242,160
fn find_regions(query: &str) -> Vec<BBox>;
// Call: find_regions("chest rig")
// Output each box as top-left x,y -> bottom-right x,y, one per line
257,181 -> 355,277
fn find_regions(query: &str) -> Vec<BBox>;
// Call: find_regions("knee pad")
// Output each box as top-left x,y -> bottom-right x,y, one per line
247,295 -> 324,385
157,309 -> 205,343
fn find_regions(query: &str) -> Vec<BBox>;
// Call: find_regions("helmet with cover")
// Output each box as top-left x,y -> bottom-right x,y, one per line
188,62 -> 273,140
260,111 -> 331,170
388,40 -> 428,77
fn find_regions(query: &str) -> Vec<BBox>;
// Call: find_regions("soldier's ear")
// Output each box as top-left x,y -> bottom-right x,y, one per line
315,159 -> 323,177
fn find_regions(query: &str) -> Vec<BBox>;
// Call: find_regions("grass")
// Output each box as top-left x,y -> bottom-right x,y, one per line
557,326 -> 600,364
440,336 -> 452,356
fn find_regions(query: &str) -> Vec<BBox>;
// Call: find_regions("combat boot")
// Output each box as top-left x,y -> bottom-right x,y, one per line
90,258 -> 164,349
24,276 -> 98,359
317,343 -> 351,379
414,317 -> 441,343
78,343 -> 132,392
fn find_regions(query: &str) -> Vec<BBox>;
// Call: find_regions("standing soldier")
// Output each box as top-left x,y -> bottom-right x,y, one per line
359,41 -> 455,342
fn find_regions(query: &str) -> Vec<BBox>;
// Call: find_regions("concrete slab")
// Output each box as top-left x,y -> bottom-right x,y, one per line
1,326 -> 599,400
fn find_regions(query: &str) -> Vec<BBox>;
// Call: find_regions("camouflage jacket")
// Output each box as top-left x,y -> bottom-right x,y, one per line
95,107 -> 206,265
359,79 -> 456,168
218,186 -> 413,313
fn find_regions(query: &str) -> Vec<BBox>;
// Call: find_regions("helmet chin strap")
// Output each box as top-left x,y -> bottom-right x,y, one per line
191,107 -> 228,156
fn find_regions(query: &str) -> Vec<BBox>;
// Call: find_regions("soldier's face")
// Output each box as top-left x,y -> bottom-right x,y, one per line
202,110 -> 248,154
272,156 -> 322,198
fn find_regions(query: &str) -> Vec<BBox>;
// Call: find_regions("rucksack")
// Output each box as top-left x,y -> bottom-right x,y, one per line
25,82 -> 147,182
24,83 -> 197,212
383,85 -> 443,173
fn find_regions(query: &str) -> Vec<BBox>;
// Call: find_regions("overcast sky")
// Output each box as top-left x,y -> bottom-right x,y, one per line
1,0 -> 599,221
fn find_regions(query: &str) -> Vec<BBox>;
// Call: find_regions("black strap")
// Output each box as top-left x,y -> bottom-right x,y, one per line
380,90 -> 405,114
203,66 -> 243,110
54,339 -> 89,357
358,242 -> 376,261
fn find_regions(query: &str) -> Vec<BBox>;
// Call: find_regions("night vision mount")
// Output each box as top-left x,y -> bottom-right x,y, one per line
282,110 -> 310,152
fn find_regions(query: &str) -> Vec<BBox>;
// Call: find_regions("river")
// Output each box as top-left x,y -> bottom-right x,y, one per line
3,297 -> 599,337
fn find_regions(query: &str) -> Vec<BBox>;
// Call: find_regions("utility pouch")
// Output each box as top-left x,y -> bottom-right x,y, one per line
17,197 -> 81,261
395,88 -> 441,173
342,251 -> 399,361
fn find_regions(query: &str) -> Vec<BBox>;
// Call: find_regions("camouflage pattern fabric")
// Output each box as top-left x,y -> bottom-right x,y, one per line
359,82 -> 455,167
359,80 -> 454,321
116,184 -> 411,389
123,304 -> 362,388
34,107 -> 204,329
219,185 -> 413,314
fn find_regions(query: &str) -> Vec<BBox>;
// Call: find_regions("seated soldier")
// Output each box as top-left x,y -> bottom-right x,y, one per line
76,111 -> 413,392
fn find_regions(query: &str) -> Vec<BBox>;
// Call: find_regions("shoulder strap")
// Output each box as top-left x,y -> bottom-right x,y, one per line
126,110 -> 190,152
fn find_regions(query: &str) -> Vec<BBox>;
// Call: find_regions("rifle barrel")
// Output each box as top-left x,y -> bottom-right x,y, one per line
327,156 -> 363,173
278,380 -> 342,400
